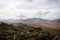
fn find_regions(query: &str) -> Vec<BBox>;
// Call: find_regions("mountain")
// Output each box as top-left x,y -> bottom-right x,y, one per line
42,19 -> 60,29
0,18 -> 60,24
0,18 -> 60,30
20,18 -> 48,24
52,19 -> 60,24
20,18 -> 60,29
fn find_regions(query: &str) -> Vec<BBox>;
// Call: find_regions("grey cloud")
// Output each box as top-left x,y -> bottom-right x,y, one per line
46,0 -> 60,8
0,0 -> 8,9
26,0 -> 33,2
0,0 -> 60,20
15,0 -> 47,10
17,13 -> 27,18
36,10 -> 50,17
0,0 -> 60,9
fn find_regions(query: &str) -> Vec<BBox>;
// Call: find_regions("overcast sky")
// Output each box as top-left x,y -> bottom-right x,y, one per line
0,0 -> 60,20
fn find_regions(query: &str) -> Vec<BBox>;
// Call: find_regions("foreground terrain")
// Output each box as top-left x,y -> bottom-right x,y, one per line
0,22 -> 60,40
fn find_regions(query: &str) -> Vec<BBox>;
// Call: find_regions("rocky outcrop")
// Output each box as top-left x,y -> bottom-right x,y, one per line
0,23 -> 60,40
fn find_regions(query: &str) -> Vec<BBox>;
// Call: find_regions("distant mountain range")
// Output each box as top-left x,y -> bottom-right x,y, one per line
52,19 -> 60,24
15,18 -> 60,29
18,18 -> 60,24
0,18 -> 60,24
0,18 -> 60,29
20,18 -> 49,24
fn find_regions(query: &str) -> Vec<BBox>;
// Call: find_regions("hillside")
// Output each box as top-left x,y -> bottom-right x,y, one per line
53,19 -> 60,24
0,22 -> 60,40
0,18 -> 60,30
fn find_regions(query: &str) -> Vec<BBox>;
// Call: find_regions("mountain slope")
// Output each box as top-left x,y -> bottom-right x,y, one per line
42,19 -> 60,30
20,18 -> 60,30
52,19 -> 60,24
0,18 -> 60,30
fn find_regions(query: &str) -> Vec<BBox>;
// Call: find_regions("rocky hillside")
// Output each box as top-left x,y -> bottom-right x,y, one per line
0,22 -> 60,40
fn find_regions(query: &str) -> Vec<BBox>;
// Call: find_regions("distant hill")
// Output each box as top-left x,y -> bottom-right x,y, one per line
20,18 -> 49,24
0,18 -> 49,24
52,19 -> 60,24
42,19 -> 60,30
18,18 -> 60,29
0,18 -> 60,30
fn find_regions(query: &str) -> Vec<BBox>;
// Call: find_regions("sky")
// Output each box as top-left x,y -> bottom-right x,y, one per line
0,0 -> 60,20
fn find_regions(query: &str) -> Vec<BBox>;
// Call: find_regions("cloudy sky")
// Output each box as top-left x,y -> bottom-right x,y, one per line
0,0 -> 60,20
